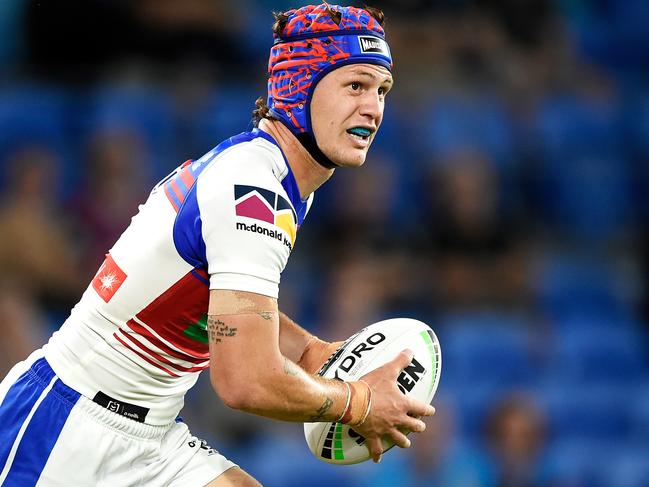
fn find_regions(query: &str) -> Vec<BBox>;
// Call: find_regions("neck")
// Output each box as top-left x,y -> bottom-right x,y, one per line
258,119 -> 334,199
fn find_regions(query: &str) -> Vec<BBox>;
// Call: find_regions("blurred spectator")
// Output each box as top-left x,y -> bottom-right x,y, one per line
1,1 -> 648,485
481,394 -> 560,487
68,128 -> 149,279
0,282 -> 48,377
316,152 -> 404,252
0,144 -> 82,313
133,0 -> 249,71
421,150 -> 531,309
322,249 -> 429,338
476,0 -> 557,50
23,0 -> 251,83
359,399 -> 485,487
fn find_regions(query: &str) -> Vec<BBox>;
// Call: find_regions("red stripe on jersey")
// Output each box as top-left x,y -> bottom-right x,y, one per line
114,332 -> 180,378
126,319 -> 207,364
179,167 -> 195,190
134,269 -> 210,359
117,329 -> 207,373
170,179 -> 185,204
164,184 -> 181,212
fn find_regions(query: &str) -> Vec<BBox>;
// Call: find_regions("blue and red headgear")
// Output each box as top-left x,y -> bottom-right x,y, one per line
266,4 -> 393,168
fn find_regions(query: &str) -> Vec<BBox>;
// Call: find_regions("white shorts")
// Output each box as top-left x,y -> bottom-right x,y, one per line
0,351 -> 237,486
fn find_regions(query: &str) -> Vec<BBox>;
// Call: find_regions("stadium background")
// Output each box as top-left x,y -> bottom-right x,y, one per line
0,1 -> 648,485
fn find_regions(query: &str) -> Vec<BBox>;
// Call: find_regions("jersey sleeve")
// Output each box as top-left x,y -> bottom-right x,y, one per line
196,145 -> 293,299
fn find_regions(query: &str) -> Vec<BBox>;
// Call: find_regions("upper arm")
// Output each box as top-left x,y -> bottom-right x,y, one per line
197,145 -> 297,405
207,289 -> 282,407
197,149 -> 292,299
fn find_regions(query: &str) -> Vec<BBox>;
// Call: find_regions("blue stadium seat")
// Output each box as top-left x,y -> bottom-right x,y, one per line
602,443 -> 649,487
191,85 -> 257,154
237,431 -> 356,487
439,312 -> 540,390
626,93 -> 649,222
627,380 -> 649,443
442,383 -> 502,439
419,93 -> 516,169
566,0 -> 649,73
534,253 -> 634,321
536,383 -> 632,440
550,325 -> 646,386
533,94 -> 625,162
78,87 -> 178,179
531,94 -> 633,239
0,86 -> 73,193
627,92 -> 649,158
546,438 -> 619,487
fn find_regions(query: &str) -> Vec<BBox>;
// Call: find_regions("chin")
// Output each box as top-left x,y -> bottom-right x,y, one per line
333,150 -> 368,168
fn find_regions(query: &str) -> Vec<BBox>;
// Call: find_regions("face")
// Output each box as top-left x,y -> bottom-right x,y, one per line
310,63 -> 393,167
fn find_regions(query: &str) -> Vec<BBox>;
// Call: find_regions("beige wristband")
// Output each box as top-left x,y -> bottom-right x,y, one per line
340,380 -> 372,426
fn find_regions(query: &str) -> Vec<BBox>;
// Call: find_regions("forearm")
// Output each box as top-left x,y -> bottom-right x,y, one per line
278,311 -> 314,363
235,355 -> 349,423
209,308 -> 348,423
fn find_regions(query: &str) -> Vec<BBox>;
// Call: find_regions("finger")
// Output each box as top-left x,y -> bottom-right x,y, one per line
386,349 -> 414,375
400,416 -> 426,433
408,398 -> 435,417
388,428 -> 411,449
366,437 -> 383,463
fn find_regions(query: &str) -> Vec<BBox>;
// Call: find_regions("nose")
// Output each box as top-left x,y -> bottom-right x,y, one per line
358,91 -> 383,125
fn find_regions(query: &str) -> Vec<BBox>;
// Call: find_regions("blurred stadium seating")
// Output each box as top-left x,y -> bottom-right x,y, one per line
0,1 -> 648,486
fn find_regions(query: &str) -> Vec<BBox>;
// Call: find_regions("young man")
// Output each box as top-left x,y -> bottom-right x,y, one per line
0,4 -> 435,486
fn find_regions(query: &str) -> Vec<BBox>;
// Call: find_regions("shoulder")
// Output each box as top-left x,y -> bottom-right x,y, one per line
202,132 -> 289,184
188,129 -> 313,232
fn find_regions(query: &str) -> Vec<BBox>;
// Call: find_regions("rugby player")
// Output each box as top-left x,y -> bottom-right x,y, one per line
0,4 -> 434,486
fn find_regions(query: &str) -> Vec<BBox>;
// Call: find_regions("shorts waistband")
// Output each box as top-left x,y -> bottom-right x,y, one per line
29,358 -> 171,440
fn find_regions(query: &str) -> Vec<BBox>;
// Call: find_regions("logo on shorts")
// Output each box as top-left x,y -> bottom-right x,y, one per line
188,438 -> 217,456
106,400 -> 121,413
358,36 -> 389,56
234,185 -> 297,249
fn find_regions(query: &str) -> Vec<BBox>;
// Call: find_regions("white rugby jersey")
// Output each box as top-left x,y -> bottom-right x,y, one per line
44,129 -> 313,425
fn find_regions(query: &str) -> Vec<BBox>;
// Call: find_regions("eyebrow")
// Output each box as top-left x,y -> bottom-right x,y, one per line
349,70 -> 394,86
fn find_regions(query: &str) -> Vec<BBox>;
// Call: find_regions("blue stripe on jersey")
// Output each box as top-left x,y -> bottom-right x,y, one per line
0,358 -> 80,486
255,130 -> 309,226
191,269 -> 210,286
174,128 -> 297,269
166,183 -> 184,210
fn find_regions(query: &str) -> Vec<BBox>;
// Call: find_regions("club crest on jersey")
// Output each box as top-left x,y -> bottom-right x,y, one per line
92,253 -> 127,303
234,185 -> 297,249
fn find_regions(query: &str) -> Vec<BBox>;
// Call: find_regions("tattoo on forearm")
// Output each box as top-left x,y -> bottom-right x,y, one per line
207,317 -> 238,345
258,311 -> 274,321
309,397 -> 333,422
284,357 -> 300,377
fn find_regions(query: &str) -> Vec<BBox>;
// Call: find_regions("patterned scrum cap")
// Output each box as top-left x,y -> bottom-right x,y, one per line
267,3 -> 393,141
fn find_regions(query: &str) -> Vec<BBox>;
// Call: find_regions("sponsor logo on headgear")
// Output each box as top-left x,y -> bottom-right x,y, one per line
358,36 -> 389,56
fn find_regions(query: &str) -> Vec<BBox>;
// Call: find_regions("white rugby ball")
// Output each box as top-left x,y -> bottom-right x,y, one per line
303,318 -> 442,465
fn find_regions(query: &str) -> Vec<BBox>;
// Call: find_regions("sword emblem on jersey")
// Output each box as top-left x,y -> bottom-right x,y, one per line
92,253 -> 127,303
